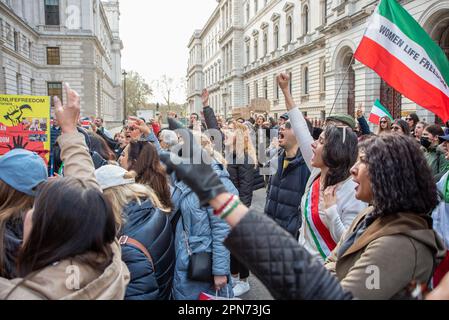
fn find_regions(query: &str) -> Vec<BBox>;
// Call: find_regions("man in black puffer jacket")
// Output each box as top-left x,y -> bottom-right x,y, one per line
265,120 -> 310,236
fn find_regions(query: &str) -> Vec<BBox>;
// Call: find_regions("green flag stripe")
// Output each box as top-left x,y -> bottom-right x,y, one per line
377,0 -> 449,86
374,99 -> 393,120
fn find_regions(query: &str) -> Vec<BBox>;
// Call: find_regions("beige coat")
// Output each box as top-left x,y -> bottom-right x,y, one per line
325,207 -> 446,300
0,242 -> 130,300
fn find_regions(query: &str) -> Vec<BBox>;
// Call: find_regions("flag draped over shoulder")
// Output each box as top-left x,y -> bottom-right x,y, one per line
354,0 -> 449,121
369,99 -> 393,125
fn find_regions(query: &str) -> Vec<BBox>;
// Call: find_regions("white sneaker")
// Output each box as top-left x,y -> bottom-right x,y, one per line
231,277 -> 239,288
233,281 -> 250,297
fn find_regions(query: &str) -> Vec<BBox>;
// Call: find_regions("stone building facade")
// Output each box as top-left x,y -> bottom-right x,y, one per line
188,0 -> 449,123
0,0 -> 123,123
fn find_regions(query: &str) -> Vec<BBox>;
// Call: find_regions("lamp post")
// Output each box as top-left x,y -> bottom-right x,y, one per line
122,70 -> 128,121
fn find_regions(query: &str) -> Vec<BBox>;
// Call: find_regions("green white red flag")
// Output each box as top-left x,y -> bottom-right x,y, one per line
369,99 -> 393,125
354,0 -> 449,121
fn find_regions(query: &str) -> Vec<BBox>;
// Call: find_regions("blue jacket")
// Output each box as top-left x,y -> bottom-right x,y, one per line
120,200 -> 175,300
264,148 -> 310,236
171,161 -> 238,300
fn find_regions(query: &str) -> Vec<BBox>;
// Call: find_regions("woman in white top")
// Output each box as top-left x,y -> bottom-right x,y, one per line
277,73 -> 367,263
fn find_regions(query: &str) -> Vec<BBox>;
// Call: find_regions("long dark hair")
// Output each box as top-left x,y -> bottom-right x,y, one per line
17,178 -> 116,277
128,142 -> 172,210
359,134 -> 438,217
393,119 -> 411,136
88,132 -> 116,161
322,126 -> 358,189
0,180 -> 33,278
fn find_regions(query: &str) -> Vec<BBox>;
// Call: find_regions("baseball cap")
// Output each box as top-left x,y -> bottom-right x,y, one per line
95,165 -> 135,191
0,149 -> 48,196
280,113 -> 289,120
326,114 -> 356,130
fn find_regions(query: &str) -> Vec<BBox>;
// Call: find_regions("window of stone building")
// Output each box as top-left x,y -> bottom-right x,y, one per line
29,41 -> 33,59
13,31 -> 19,52
254,38 -> 259,61
321,0 -> 328,25
254,81 -> 259,98
246,41 -> 250,65
45,0 -> 60,26
303,67 -> 309,95
16,74 -> 22,95
254,0 -> 258,15
246,84 -> 251,104
48,82 -> 63,106
303,5 -> 310,35
273,25 -> 279,50
286,16 -> 293,43
263,32 -> 268,56
273,74 -> 279,100
47,47 -> 60,65
263,78 -> 268,99
30,79 -> 35,95
246,2 -> 250,23
288,70 -> 293,94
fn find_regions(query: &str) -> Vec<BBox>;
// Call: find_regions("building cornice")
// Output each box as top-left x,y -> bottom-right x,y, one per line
219,26 -> 244,44
0,2 -> 40,38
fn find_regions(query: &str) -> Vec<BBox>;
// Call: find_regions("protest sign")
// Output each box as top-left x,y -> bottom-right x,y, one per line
0,95 -> 51,164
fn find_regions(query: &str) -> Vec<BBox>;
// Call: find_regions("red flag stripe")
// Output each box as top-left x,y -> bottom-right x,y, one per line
355,36 -> 449,122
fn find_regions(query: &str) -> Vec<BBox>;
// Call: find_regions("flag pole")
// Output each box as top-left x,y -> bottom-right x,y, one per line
328,54 -> 356,118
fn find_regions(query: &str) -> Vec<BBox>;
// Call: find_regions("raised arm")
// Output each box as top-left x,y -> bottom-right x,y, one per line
54,84 -> 100,191
277,74 -> 314,171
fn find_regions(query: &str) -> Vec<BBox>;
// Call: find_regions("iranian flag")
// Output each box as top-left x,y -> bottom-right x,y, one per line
354,0 -> 449,121
369,99 -> 393,125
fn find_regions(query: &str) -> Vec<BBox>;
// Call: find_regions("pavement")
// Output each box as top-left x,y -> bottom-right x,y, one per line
238,188 -> 274,300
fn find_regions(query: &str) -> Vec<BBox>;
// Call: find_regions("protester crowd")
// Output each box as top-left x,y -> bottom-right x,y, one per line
1,74 -> 449,300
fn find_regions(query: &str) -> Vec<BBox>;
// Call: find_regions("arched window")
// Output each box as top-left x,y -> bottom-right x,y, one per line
254,38 -> 259,61
274,25 -> 279,50
287,16 -> 293,43
303,5 -> 309,35
263,32 -> 268,56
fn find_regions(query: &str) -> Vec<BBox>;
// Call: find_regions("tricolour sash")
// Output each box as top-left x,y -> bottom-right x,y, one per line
304,178 -> 337,259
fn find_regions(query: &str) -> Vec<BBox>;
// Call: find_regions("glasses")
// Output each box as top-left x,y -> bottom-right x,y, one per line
380,121 -> 387,124
392,126 -> 401,131
405,118 -> 413,121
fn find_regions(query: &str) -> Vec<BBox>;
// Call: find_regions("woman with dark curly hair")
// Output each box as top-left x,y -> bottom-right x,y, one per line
277,74 -> 367,263
324,133 -> 445,299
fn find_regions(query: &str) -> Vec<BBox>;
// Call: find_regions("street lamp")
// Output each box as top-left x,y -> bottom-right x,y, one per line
122,70 -> 128,121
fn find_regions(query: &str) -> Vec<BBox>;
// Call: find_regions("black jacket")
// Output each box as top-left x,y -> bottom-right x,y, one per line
224,211 -> 353,300
227,154 -> 254,207
120,200 -> 175,300
203,106 -> 224,152
265,148 -> 310,236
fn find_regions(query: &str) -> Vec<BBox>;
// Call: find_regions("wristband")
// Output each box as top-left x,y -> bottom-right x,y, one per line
213,194 -> 235,216
220,199 -> 241,220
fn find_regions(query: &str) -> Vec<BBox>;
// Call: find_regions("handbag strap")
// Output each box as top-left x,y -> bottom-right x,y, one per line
119,235 -> 155,272
180,208 -> 212,257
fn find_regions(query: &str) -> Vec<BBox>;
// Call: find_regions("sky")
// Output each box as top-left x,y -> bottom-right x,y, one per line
120,0 -> 217,104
